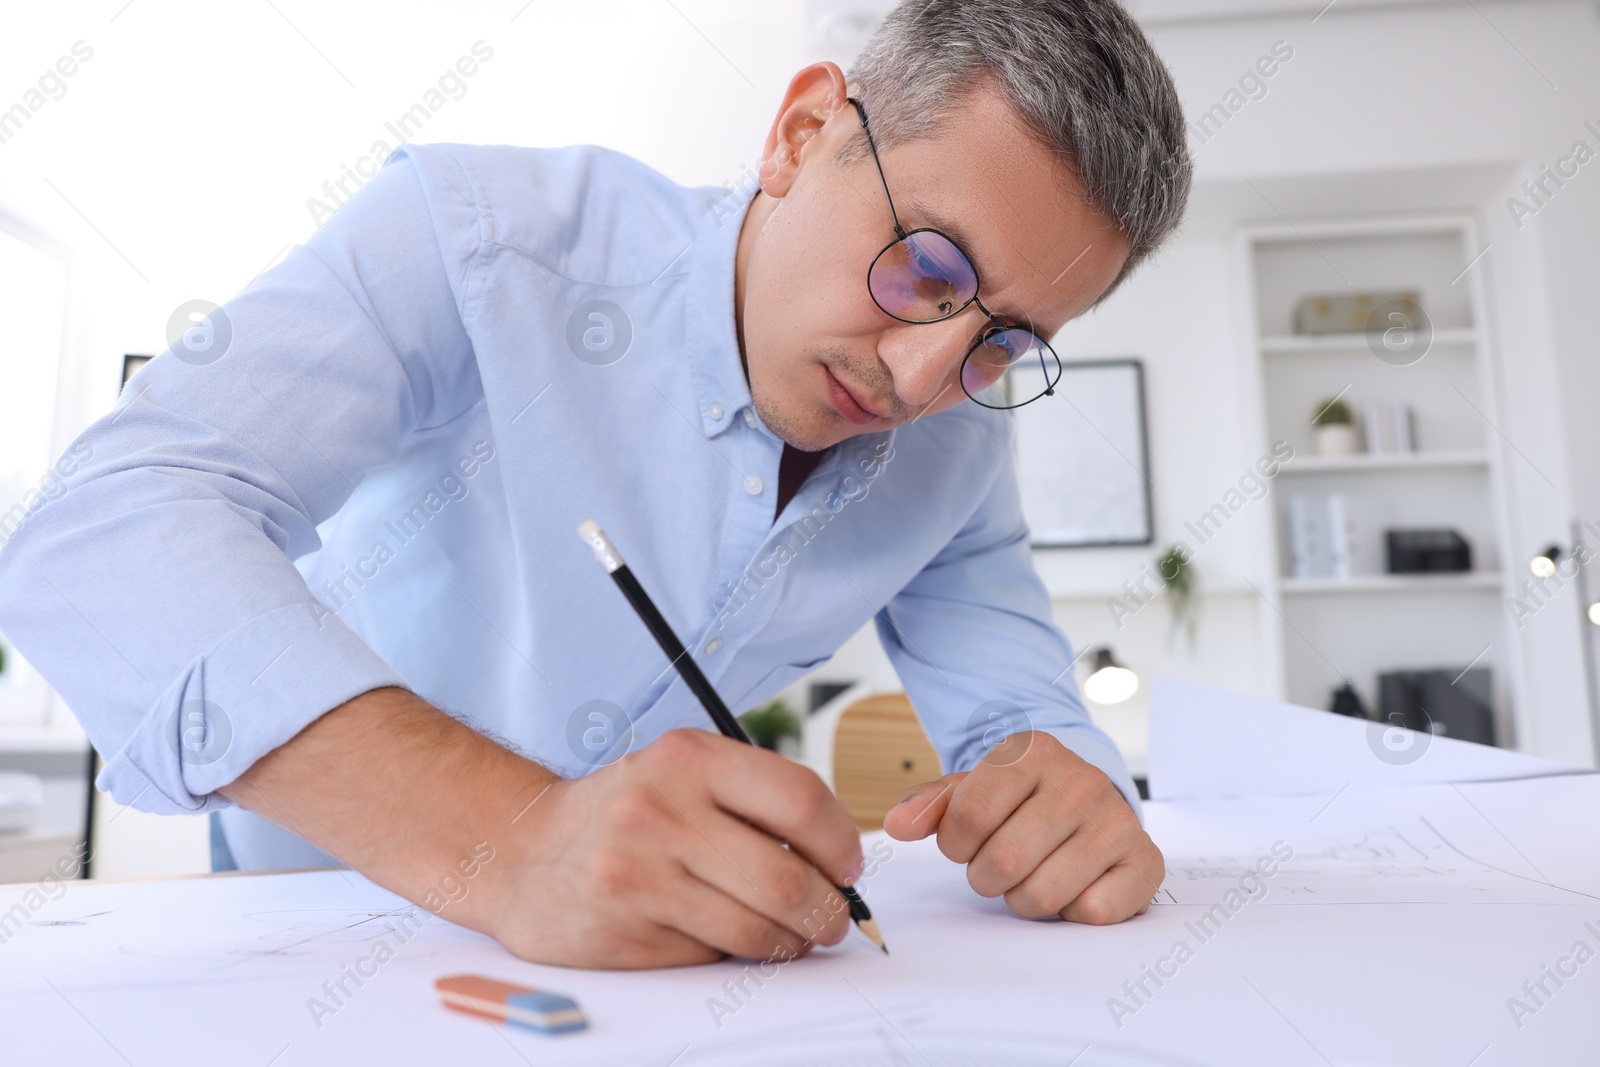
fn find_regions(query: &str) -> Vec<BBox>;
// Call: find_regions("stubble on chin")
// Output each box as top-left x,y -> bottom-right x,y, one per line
747,353 -> 839,453
751,389 -> 838,453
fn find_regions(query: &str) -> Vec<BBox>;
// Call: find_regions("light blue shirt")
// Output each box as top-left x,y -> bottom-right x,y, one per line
0,141 -> 1140,870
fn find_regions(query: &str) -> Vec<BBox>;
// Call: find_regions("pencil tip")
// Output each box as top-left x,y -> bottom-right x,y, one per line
856,917 -> 887,955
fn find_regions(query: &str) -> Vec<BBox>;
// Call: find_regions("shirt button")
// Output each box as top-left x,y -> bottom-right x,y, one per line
743,475 -> 764,495
742,408 -> 757,428
704,637 -> 724,655
707,402 -> 724,420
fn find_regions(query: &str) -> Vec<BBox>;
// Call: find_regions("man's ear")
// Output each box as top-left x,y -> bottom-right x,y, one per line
758,61 -> 851,199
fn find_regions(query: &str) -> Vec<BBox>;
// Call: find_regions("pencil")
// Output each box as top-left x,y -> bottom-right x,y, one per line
577,519 -> 887,955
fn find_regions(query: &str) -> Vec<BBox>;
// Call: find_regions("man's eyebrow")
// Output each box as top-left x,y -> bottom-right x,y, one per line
902,197 -> 1036,328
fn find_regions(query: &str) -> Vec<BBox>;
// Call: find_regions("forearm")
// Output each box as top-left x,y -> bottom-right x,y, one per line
218,686 -> 555,931
221,688 -> 869,968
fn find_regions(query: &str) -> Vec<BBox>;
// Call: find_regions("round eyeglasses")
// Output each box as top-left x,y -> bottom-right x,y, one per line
848,96 -> 1063,411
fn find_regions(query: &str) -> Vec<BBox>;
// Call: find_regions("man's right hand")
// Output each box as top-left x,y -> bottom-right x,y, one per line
492,727 -> 864,968
220,688 -> 864,970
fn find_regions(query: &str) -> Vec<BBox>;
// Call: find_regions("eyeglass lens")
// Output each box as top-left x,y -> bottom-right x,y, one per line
868,230 -> 978,322
962,327 -> 1057,401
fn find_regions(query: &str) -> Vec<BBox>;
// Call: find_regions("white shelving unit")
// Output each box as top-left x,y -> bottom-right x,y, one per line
1233,214 -> 1528,746
1259,327 -> 1478,355
1279,573 -> 1504,595
1283,449 -> 1489,474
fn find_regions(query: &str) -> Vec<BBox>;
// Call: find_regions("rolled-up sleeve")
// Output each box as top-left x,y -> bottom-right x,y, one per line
0,145 -> 484,815
874,418 -> 1144,823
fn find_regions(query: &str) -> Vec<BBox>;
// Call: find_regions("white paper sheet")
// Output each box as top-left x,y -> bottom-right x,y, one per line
1146,675 -> 1591,800
1151,775 -> 1600,905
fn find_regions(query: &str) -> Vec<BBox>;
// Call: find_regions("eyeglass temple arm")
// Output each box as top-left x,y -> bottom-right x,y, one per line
846,96 -> 907,240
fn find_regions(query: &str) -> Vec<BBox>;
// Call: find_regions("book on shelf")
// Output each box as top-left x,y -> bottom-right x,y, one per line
1360,402 -> 1416,454
1287,494 -> 1328,579
1285,491 -> 1389,580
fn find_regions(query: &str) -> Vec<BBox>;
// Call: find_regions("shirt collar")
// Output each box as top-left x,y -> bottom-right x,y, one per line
684,174 -> 760,440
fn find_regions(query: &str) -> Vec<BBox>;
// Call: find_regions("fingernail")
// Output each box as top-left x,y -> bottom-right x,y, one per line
896,787 -> 916,805
843,855 -> 866,884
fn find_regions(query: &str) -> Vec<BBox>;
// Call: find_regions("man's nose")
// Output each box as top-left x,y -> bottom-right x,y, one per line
879,313 -> 978,410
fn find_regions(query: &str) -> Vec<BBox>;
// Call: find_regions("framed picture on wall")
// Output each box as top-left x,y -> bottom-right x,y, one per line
121,353 -> 153,390
1009,357 -> 1153,548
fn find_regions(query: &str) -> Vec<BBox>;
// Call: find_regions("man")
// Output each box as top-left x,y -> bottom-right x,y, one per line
0,0 -> 1191,968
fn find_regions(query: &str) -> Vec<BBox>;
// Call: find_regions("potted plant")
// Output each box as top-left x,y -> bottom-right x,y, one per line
739,698 -> 802,757
1157,544 -> 1200,653
1312,397 -> 1359,456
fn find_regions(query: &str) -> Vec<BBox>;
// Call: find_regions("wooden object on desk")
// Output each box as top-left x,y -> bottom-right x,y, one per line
832,693 -> 942,831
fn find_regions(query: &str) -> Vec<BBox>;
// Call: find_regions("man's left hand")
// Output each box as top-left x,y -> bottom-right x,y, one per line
881,730 -> 1163,924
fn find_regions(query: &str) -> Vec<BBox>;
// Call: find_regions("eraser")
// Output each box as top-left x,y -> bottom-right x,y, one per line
576,519 -> 626,573
435,974 -> 588,1034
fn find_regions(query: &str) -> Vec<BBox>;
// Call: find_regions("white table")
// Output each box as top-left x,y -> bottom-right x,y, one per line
2,771 -> 1595,1066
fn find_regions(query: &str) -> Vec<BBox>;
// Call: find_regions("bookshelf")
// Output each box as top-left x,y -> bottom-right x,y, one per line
1233,214 -> 1527,745
1259,327 -> 1477,355
1279,573 -> 1503,595
1284,449 -> 1489,474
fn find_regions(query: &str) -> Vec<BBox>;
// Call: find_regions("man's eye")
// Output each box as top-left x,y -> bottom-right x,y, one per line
976,326 -> 1009,350
908,246 -> 946,276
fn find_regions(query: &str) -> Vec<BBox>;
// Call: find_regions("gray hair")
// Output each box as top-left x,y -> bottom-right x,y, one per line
840,0 -> 1192,308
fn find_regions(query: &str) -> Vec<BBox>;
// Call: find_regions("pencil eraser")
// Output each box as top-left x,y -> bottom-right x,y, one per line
575,519 -> 624,572
435,974 -> 589,1034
